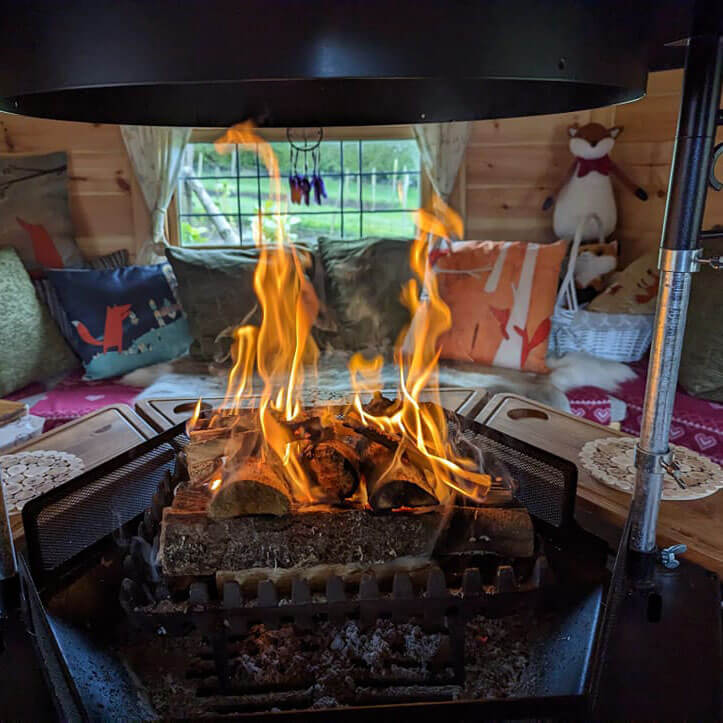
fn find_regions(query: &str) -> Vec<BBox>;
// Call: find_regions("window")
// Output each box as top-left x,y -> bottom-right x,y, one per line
176,138 -> 421,246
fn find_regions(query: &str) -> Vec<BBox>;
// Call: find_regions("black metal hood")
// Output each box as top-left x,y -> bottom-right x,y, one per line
0,0 -> 699,127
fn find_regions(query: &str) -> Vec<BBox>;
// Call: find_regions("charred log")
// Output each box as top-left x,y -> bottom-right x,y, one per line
364,442 -> 439,510
363,392 -> 398,416
305,439 -> 361,501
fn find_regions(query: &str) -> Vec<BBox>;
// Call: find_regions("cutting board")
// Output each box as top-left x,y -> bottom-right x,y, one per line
476,393 -> 723,576
136,388 -> 486,431
3,405 -> 155,539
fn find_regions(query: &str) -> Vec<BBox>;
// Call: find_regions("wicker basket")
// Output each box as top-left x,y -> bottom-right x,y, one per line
549,214 -> 654,362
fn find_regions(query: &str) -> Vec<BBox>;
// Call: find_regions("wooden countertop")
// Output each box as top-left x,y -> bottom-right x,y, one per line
476,393 -> 723,576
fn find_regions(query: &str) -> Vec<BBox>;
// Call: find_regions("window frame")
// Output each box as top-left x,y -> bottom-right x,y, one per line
169,126 -> 434,248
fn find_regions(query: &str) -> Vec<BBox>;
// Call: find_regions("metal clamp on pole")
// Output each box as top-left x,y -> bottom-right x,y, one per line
660,246 -> 723,272
634,445 -> 689,490
658,247 -> 703,273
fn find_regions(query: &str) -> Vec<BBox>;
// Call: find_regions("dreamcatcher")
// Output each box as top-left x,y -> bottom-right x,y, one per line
287,127 -> 327,206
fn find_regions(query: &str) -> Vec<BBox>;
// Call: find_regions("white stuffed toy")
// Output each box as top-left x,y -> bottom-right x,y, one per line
543,122 -> 648,241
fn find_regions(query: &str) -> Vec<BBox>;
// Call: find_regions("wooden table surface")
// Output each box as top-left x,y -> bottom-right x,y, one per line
3,404 -> 154,539
476,393 -> 723,576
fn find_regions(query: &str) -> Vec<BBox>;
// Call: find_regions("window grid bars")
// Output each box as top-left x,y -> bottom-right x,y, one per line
179,140 -> 420,246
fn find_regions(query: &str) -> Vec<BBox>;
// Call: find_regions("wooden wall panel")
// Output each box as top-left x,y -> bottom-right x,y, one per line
0,114 -> 148,260
464,109 -> 593,243
2,68 -> 721,268
612,71 -> 723,265
462,69 -> 723,266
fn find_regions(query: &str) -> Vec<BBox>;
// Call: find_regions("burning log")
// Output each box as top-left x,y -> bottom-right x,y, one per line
305,438 -> 361,501
301,421 -> 366,501
186,411 -> 258,480
159,504 -> 535,577
207,459 -> 292,518
364,442 -> 439,511
363,392 -> 398,416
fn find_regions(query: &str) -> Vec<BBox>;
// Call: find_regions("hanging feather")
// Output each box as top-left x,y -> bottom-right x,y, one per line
313,174 -> 328,205
289,174 -> 303,204
300,175 -> 312,206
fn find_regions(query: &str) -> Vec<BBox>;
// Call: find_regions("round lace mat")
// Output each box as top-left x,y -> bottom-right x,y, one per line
579,437 -> 723,501
0,450 -> 85,515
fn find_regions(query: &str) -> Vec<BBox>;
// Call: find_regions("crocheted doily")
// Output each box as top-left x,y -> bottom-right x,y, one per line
0,450 -> 85,514
579,436 -> 723,501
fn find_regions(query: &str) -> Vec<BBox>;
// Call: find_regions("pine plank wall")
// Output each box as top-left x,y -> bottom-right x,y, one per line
0,70 -> 721,266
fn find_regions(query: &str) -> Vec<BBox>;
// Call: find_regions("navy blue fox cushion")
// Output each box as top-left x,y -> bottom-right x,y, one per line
46,263 -> 191,380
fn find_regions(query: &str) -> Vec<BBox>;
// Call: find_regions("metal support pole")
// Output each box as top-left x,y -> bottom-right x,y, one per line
629,30 -> 723,557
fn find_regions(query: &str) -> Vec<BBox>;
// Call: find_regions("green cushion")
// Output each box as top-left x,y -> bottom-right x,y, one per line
0,247 -> 78,395
166,244 -> 318,361
318,236 -> 414,350
165,247 -> 260,361
679,238 -> 723,401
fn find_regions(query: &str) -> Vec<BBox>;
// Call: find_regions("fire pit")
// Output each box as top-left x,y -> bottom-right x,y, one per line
19,405 -> 606,719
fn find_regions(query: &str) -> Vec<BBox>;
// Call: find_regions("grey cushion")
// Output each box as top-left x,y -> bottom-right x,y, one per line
317,236 -> 414,351
679,238 -> 723,401
0,247 -> 78,395
165,247 -> 261,361
165,245 -> 317,362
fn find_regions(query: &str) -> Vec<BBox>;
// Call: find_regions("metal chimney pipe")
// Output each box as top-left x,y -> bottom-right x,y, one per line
629,29 -> 723,559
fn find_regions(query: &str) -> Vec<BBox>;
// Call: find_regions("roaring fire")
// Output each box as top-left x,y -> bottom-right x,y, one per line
190,121 -> 490,505
349,201 -> 491,503
213,121 -> 319,501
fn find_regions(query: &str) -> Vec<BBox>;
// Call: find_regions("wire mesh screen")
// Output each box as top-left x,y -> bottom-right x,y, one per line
461,424 -> 575,528
23,424 -> 185,584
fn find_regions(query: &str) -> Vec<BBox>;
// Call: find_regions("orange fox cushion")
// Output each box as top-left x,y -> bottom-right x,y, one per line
434,240 -> 567,373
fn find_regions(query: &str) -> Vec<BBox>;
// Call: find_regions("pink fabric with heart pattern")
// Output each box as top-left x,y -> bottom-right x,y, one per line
619,361 -> 723,465
5,370 -> 140,431
567,386 -> 613,424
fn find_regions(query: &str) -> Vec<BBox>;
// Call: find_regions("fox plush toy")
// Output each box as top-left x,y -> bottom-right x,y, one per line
543,123 -> 648,241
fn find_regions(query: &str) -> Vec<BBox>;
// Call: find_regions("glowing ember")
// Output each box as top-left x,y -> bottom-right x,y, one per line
198,121 -> 490,505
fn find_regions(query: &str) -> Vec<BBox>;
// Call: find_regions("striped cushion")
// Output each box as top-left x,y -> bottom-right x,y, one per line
33,277 -> 74,340
34,249 -> 130,343
89,249 -> 130,270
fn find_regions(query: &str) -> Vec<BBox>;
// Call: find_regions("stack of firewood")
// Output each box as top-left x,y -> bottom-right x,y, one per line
158,396 -> 535,586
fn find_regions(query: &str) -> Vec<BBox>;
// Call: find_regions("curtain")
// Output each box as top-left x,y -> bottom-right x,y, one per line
413,121 -> 470,201
121,126 -> 191,264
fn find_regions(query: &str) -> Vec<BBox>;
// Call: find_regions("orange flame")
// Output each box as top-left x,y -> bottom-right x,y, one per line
208,122 -> 489,505
350,199 -> 491,502
187,397 -> 203,433
213,122 -> 320,501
